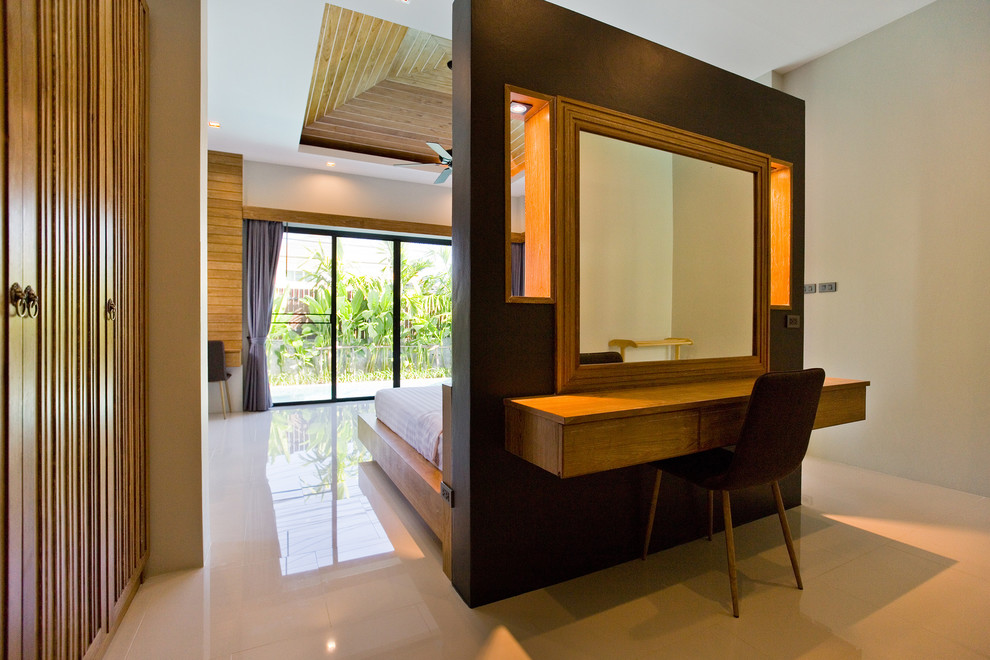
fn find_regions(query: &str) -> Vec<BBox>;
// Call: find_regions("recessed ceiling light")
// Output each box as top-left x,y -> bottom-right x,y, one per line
325,161 -> 336,167
208,121 -> 221,128
509,102 -> 531,116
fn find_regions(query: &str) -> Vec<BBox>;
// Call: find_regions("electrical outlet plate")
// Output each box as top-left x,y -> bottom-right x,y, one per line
786,315 -> 801,328
803,284 -> 816,294
441,482 -> 454,507
819,282 -> 837,293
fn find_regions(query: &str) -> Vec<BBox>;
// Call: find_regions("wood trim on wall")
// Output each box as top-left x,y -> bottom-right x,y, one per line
243,206 -> 452,238
207,151 -> 244,367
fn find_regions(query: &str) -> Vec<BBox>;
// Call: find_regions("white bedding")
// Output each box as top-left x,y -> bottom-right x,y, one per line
374,385 -> 444,469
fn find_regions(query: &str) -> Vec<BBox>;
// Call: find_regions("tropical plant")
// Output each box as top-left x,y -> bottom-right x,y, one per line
267,238 -> 452,389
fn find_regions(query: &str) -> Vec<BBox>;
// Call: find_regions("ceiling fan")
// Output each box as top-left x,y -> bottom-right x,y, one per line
394,142 -> 452,184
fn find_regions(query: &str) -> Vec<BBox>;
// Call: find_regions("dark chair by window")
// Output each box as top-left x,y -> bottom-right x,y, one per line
208,340 -> 232,418
579,351 -> 623,365
642,367 -> 826,617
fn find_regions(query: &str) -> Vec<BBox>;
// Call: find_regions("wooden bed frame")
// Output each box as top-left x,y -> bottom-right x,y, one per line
357,384 -> 452,577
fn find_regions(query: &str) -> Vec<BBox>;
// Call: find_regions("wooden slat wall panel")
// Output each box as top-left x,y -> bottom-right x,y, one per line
25,0 -> 147,656
208,151 -> 244,367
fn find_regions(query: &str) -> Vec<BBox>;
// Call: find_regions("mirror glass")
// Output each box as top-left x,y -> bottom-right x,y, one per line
579,132 -> 754,362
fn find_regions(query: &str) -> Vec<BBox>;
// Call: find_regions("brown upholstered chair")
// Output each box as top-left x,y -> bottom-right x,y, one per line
642,367 -> 826,617
208,340 -> 232,418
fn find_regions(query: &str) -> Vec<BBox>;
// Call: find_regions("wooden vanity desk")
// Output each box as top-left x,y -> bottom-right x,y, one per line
505,377 -> 868,478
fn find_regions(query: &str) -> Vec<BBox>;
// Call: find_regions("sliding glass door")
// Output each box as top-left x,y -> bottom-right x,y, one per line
268,228 -> 450,404
269,232 -> 335,403
399,242 -> 452,387
336,237 -> 394,398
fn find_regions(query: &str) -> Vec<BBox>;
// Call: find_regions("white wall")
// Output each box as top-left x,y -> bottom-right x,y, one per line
146,0 -> 206,575
670,155 -> 753,360
579,132 -> 674,361
243,160 -> 452,226
783,0 -> 990,495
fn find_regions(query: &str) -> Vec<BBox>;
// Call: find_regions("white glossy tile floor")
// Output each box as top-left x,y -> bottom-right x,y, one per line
105,403 -> 990,659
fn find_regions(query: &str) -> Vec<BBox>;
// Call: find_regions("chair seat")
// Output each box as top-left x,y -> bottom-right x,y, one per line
654,448 -> 734,490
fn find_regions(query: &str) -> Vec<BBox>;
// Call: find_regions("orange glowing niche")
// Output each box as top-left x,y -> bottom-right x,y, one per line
506,88 -> 554,301
770,161 -> 792,308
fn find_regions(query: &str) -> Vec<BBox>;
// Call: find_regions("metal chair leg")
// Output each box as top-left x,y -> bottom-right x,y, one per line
219,380 -> 229,419
772,481 -> 803,590
722,490 -> 739,617
642,469 -> 662,559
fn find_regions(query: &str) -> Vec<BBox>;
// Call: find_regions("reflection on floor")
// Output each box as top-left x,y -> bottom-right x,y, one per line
265,405 -> 392,574
106,403 -> 990,659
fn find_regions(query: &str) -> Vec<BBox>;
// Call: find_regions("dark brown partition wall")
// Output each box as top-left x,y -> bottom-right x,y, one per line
450,0 -> 805,605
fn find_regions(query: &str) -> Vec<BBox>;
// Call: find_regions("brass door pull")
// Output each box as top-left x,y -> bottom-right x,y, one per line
9,283 -> 26,317
10,284 -> 41,318
24,286 -> 39,318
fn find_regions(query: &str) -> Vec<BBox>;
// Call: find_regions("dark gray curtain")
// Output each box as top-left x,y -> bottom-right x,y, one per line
243,219 -> 284,411
511,242 -> 525,297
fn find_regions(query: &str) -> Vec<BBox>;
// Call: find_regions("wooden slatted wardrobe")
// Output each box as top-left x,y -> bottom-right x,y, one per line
4,0 -> 149,656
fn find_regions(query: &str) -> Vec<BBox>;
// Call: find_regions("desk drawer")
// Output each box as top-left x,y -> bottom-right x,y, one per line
562,411 -> 699,477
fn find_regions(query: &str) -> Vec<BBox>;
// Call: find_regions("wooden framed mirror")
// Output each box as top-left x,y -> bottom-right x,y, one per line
556,98 -> 771,393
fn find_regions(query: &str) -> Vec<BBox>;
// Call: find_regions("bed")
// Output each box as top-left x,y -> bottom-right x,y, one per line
358,384 -> 452,577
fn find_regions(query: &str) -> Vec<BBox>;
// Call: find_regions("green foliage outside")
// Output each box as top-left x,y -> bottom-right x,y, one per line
267,242 -> 452,387
267,406 -> 370,501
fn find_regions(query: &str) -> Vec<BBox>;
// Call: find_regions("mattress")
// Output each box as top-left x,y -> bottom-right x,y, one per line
374,385 -> 443,469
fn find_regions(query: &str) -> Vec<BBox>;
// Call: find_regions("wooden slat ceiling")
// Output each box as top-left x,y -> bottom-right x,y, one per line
301,4 -> 455,164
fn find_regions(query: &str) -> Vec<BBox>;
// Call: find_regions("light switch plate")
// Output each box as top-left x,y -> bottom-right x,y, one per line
803,284 -> 816,294
819,282 -> 837,293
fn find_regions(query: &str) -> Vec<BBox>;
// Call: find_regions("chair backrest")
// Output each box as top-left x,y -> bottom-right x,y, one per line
716,368 -> 826,490
207,340 -> 227,383
579,351 -> 623,365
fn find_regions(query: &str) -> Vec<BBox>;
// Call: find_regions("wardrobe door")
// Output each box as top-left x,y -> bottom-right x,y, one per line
4,0 -> 41,656
36,2 -> 107,654
106,0 -> 149,625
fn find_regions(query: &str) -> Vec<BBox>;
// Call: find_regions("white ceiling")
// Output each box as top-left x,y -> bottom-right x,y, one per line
207,0 -> 937,186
